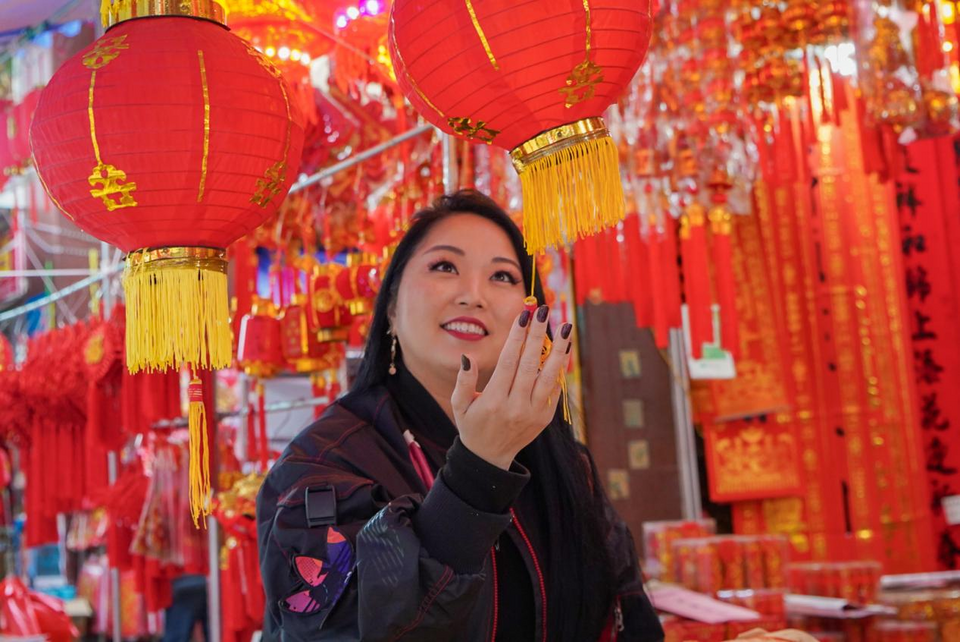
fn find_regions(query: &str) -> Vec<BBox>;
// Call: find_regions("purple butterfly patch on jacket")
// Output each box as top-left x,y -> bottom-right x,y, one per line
280,527 -> 355,617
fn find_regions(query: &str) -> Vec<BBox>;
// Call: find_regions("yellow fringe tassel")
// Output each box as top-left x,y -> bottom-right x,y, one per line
517,135 -> 624,256
123,254 -> 233,374
188,378 -> 211,528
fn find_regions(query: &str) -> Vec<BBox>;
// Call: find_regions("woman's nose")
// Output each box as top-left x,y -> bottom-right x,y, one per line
456,276 -> 487,309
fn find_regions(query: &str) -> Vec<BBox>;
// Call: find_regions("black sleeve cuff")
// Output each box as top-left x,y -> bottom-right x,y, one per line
441,437 -> 529,514
412,472 -> 514,573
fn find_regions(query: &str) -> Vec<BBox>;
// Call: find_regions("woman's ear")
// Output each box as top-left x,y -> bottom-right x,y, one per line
386,302 -> 397,337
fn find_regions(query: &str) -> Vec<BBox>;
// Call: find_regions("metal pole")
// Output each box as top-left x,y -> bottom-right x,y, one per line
289,124 -> 434,194
101,241 -> 114,314
107,452 -> 122,642
207,372 -> 222,642
207,517 -> 221,642
668,328 -> 702,520
0,267 -> 122,323
0,268 -> 99,278
442,133 -> 458,194
237,374 -> 250,471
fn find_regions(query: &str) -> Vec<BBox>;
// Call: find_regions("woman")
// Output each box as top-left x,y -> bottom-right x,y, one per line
257,190 -> 664,641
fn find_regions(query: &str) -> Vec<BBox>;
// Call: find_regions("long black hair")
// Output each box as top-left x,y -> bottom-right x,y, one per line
353,190 -> 616,641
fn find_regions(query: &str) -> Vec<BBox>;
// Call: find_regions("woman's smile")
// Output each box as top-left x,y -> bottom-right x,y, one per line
440,316 -> 489,341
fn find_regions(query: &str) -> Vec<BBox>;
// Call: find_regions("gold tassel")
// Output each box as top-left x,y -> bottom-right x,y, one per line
188,377 -> 211,528
511,118 -> 624,256
123,247 -> 232,374
525,294 -> 573,424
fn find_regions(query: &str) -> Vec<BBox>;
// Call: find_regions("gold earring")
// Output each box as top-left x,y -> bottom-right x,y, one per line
389,333 -> 398,376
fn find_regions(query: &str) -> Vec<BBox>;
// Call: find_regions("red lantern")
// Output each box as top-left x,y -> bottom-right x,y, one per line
280,294 -> 333,373
389,0 -> 652,254
30,0 -> 305,375
309,263 -> 353,342
334,253 -> 381,316
237,298 -> 286,379
223,0 -> 333,126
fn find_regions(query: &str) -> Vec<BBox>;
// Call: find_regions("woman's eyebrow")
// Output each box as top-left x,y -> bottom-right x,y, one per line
423,244 -> 465,256
492,257 -> 522,271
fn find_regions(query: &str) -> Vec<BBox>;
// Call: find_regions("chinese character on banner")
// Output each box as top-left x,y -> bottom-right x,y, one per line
897,138 -> 960,569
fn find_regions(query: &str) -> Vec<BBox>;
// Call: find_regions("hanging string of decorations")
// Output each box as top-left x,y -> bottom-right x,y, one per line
29,0 -> 306,525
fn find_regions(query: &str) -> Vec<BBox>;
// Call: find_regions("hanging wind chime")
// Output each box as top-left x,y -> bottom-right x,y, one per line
30,0 -> 305,525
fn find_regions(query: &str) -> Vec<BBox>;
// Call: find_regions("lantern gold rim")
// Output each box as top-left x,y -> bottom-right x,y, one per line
509,117 -> 610,174
101,0 -> 227,30
125,246 -> 227,274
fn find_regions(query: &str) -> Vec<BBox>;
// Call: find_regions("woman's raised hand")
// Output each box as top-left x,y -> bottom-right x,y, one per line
451,305 -> 574,470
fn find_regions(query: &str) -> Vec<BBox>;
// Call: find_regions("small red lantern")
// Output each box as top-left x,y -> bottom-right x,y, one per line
280,294 -> 332,373
30,0 -> 305,375
334,253 -> 381,316
310,264 -> 353,342
389,0 -> 652,254
237,297 -> 286,379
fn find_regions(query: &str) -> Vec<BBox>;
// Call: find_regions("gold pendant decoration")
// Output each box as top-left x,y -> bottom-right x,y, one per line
82,35 -> 129,70
88,162 -> 138,211
560,59 -> 604,108
447,116 -> 500,144
251,161 -> 286,207
87,68 -> 138,210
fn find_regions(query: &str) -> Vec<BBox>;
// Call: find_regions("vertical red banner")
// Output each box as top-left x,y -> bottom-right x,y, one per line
897,137 -> 960,569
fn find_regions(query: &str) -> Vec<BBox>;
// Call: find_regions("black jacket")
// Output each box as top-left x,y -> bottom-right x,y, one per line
256,384 -> 664,641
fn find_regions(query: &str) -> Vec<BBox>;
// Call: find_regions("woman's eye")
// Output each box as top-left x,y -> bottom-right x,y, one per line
492,271 -> 520,285
429,260 -> 457,274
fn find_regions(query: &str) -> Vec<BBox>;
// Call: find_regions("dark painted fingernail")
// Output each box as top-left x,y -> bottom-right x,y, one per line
461,354 -> 471,371
565,342 -> 573,354
560,323 -> 573,340
536,305 -> 549,323
519,309 -> 531,328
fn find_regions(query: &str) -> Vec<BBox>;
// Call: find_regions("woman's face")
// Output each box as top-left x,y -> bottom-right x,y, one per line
391,213 -> 527,388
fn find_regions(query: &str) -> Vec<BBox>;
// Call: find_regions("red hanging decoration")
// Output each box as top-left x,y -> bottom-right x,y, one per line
680,200 -> 712,359
389,0 -> 652,254
647,218 -> 670,349
30,1 -> 305,376
708,169 -> 739,358
237,298 -> 286,379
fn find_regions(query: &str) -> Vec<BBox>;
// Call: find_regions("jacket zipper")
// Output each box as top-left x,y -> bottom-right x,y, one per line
510,509 -> 547,642
489,547 -> 499,642
613,596 -> 623,641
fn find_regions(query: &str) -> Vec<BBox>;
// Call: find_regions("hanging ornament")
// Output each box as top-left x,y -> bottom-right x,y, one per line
334,252 -> 381,316
388,0 -> 653,254
707,167 -> 738,358
280,294 -> 334,373
30,0 -> 305,376
309,263 -> 354,342
237,297 -> 286,379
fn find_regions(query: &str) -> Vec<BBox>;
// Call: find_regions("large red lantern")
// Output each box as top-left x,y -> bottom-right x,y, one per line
389,0 -> 652,254
30,0 -> 305,376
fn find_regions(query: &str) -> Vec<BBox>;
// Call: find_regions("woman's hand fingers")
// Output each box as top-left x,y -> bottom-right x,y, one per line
483,308 -> 532,398
510,305 -> 550,401
531,323 -> 573,409
451,354 -> 479,420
